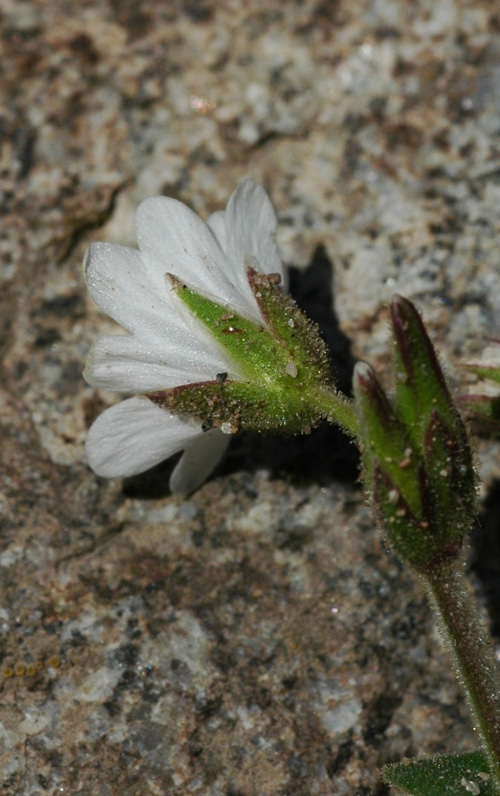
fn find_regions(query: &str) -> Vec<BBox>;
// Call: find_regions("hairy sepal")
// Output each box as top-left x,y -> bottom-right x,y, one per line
151,272 -> 336,435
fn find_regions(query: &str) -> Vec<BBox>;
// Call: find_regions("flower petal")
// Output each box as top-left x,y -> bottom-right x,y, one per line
84,242 -> 167,335
224,180 -> 286,288
206,210 -> 227,252
85,396 -> 203,478
135,197 -> 247,313
169,428 -> 229,495
84,242 -> 237,382
84,330 -> 234,393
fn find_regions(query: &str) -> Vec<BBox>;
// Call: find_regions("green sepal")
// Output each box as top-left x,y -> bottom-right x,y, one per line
382,750 -> 498,796
371,463 -> 429,567
171,272 -> 332,390
247,268 -> 332,388
391,295 -> 458,446
372,459 -> 464,569
422,410 -> 475,547
171,274 -> 292,384
150,272 -> 337,435
149,378 -> 323,436
353,361 -> 421,515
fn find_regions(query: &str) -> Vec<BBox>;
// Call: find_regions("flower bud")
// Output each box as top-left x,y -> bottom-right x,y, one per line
353,297 -> 476,572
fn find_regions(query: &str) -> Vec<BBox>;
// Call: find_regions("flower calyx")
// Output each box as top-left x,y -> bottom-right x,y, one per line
148,269 -> 334,436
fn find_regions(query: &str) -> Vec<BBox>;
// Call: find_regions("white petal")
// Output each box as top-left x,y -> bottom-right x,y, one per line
169,429 -> 230,495
136,197 -> 246,312
196,181 -> 287,317
85,397 -> 203,478
224,180 -> 286,288
84,242 -> 168,334
84,242 -> 236,382
206,210 -> 227,252
84,332 -> 234,393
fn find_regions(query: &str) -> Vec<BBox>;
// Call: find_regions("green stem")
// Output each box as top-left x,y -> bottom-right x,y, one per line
424,560 -> 500,788
314,387 -> 360,438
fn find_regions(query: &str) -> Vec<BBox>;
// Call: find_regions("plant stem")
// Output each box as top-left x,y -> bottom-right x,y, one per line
424,560 -> 500,788
314,388 -> 360,438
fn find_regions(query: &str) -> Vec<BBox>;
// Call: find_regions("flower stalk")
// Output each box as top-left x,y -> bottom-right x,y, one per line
311,386 -> 360,438
424,561 -> 500,789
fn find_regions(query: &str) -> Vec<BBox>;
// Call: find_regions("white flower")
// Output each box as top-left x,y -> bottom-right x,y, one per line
83,180 -> 285,495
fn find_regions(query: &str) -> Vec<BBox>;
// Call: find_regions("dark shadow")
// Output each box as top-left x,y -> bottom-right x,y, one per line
123,454 -> 184,500
470,480 -> 500,639
123,244 -> 359,500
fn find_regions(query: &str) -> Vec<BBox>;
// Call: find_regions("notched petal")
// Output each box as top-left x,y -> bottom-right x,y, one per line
85,397 -> 201,478
169,429 -> 230,495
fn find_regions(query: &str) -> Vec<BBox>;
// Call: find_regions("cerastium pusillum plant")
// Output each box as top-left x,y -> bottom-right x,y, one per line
83,180 -> 500,795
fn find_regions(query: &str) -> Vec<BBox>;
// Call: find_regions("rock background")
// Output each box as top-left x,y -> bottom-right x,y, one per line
2,1 -> 500,794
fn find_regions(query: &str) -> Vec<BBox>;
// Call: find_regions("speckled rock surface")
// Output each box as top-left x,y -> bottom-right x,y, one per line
2,1 -> 500,794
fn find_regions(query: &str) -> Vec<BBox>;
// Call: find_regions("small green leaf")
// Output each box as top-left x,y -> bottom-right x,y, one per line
382,751 -> 498,796
466,364 -> 500,386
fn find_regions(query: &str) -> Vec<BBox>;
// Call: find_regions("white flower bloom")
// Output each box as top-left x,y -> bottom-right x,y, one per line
84,180 -> 285,494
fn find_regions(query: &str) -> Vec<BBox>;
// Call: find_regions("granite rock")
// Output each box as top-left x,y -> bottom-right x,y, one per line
2,0 -> 500,794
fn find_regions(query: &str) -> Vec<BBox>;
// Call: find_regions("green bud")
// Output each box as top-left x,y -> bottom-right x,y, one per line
353,297 -> 476,573
149,271 -> 334,436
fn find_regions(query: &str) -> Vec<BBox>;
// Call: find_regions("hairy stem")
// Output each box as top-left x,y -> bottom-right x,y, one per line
315,388 -> 360,438
424,560 -> 500,788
